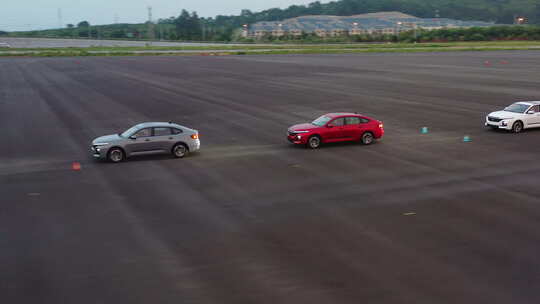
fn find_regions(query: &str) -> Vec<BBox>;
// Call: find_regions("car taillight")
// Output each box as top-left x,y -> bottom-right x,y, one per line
191,134 -> 199,139
379,123 -> 384,129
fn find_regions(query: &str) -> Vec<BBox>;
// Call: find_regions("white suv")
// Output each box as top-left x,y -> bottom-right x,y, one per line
486,101 -> 540,133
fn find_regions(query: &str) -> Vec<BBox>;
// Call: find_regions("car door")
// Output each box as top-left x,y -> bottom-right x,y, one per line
124,128 -> 155,154
525,105 -> 540,127
343,116 -> 365,140
324,118 -> 346,142
152,127 -> 175,152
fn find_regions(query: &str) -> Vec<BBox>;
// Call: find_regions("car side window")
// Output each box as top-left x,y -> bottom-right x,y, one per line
133,128 -> 152,138
330,118 -> 345,126
171,128 -> 183,135
530,105 -> 540,113
345,117 -> 361,125
360,118 -> 370,123
153,127 -> 171,136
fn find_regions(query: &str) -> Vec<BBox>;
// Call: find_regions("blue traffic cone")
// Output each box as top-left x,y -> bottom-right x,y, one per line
421,127 -> 429,134
463,135 -> 472,142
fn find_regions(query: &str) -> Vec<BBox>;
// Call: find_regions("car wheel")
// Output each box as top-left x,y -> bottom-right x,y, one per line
307,136 -> 321,149
361,132 -> 374,145
108,148 -> 125,163
172,143 -> 189,158
512,121 -> 523,133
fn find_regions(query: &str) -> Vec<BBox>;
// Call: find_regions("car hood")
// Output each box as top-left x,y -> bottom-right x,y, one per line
488,111 -> 518,119
289,123 -> 318,132
92,134 -> 123,144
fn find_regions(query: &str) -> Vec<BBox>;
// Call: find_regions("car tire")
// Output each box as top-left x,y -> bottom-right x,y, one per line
361,132 -> 374,145
512,121 -> 523,133
108,147 -> 125,163
307,136 -> 321,149
172,143 -> 189,158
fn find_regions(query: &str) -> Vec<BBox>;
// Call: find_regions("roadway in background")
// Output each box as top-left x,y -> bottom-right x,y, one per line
0,37 -> 253,48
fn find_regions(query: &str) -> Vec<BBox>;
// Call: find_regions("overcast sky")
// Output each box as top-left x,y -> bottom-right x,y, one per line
1,0 -> 325,31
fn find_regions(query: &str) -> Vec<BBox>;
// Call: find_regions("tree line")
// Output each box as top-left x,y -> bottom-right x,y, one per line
154,0 -> 540,41
5,0 -> 540,41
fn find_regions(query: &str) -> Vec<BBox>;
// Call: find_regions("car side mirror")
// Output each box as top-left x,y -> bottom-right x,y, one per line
527,111 -> 535,114
327,124 -> 334,128
129,136 -> 137,140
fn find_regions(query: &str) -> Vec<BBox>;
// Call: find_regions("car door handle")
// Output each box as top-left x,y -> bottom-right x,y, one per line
145,139 -> 150,142
168,137 -> 173,140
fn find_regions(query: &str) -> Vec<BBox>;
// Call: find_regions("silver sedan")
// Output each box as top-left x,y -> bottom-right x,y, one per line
91,122 -> 200,162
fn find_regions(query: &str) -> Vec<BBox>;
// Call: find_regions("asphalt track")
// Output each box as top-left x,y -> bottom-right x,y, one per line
2,51 -> 540,304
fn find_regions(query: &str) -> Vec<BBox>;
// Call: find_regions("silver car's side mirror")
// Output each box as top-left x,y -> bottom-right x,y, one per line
527,111 -> 535,114
129,136 -> 137,140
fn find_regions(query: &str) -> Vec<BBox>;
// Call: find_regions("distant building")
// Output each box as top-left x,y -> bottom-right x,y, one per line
244,11 -> 494,39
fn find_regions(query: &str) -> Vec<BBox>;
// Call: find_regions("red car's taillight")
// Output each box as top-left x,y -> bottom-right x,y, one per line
379,123 -> 384,129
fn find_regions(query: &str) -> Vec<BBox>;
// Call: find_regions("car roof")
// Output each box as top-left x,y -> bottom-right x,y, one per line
516,101 -> 540,106
325,112 -> 363,118
134,122 -> 184,129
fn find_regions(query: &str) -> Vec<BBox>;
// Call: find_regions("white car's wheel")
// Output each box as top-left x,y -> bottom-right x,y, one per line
512,121 -> 523,133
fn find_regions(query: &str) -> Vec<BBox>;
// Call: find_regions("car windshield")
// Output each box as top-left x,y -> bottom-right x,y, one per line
312,116 -> 332,127
504,103 -> 530,113
120,126 -> 141,138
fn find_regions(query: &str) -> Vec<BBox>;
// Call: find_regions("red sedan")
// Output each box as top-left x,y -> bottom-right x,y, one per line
287,113 -> 384,149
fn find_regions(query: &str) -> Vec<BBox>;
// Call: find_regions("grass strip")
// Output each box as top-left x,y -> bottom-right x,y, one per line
3,40 -> 540,52
1,45 -> 540,57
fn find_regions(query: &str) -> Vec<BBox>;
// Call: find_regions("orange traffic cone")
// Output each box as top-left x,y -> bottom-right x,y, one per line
72,162 -> 81,171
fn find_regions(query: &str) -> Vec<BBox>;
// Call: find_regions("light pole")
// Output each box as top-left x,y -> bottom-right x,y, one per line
396,21 -> 402,39
242,24 -> 248,38
351,22 -> 358,36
